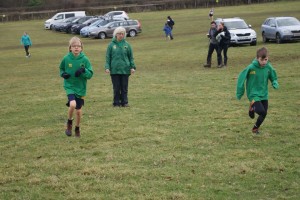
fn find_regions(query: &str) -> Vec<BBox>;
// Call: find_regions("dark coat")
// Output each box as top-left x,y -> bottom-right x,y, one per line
214,26 -> 231,46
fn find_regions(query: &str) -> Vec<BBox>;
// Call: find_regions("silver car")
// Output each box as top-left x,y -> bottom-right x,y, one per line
261,17 -> 300,43
89,20 -> 142,39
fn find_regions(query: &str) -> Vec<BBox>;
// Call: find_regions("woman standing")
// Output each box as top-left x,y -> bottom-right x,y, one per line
105,27 -> 136,107
21,32 -> 32,58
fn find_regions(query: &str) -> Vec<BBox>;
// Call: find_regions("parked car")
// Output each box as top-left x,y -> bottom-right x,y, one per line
215,17 -> 257,46
103,11 -> 129,20
52,17 -> 79,32
89,20 -> 141,39
71,17 -> 100,34
261,17 -> 300,43
61,16 -> 93,33
80,19 -> 122,37
44,11 -> 85,30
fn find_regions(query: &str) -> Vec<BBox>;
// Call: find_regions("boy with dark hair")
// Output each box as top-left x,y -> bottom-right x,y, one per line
204,21 -> 218,68
236,47 -> 279,134
59,37 -> 94,137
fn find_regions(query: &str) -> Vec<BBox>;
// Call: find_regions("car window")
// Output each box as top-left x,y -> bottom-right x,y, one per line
269,19 -> 276,27
65,14 -> 75,18
110,22 -> 120,27
56,14 -> 63,20
277,18 -> 300,27
264,19 -> 270,25
120,21 -> 128,26
128,21 -> 137,25
224,21 -> 248,29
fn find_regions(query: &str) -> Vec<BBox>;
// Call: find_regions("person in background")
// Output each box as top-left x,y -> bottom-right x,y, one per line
214,22 -> 231,68
209,8 -> 214,21
163,23 -> 172,40
167,16 -> 175,40
20,32 -> 32,58
59,36 -> 94,137
236,47 -> 279,134
105,27 -> 136,107
203,21 -> 218,68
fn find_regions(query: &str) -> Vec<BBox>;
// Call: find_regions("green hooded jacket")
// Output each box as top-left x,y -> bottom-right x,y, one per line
59,52 -> 93,98
105,37 -> 136,74
236,59 -> 279,102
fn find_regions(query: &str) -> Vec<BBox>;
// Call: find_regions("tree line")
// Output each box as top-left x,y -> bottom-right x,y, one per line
0,0 -> 283,21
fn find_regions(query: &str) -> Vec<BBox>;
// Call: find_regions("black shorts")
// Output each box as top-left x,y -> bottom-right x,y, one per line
66,94 -> 84,110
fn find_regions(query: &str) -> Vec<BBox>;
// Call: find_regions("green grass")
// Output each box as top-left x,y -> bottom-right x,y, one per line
0,1 -> 300,199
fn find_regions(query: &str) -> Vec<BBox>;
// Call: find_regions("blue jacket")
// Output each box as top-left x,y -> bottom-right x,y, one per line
21,34 -> 32,46
163,25 -> 172,35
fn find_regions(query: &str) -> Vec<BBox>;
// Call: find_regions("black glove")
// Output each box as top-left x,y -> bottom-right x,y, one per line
62,72 -> 70,79
75,68 -> 85,77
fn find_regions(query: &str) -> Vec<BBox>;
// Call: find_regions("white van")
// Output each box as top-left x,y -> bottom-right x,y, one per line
44,11 -> 86,29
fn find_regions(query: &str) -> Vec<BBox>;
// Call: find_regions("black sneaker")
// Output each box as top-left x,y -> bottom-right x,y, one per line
75,129 -> 80,137
248,102 -> 255,119
203,64 -> 211,68
122,104 -> 130,107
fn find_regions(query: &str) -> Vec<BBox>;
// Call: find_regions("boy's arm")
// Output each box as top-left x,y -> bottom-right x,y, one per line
59,59 -> 66,77
82,58 -> 93,80
236,67 -> 249,100
269,65 -> 279,89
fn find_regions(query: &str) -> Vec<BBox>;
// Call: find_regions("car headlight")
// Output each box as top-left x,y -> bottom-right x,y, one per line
281,29 -> 291,34
230,33 -> 236,37
251,32 -> 257,37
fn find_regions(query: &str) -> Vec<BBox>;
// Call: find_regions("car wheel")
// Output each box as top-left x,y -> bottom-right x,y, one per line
99,32 -> 106,39
129,30 -> 136,37
250,41 -> 257,46
276,33 -> 282,44
262,32 -> 269,43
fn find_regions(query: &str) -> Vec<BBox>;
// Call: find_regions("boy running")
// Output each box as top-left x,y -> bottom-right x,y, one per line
59,37 -> 93,137
236,47 -> 279,134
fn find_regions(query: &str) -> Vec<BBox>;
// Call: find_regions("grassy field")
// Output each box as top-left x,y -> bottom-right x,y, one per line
0,1 -> 299,199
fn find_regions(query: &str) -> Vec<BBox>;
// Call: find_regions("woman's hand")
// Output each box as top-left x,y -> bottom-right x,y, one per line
105,69 -> 110,74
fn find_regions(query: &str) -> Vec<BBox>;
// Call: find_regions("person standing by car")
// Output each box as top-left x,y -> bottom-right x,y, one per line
20,32 -> 32,58
167,16 -> 175,40
214,22 -> 231,68
204,21 -> 218,68
105,27 -> 136,107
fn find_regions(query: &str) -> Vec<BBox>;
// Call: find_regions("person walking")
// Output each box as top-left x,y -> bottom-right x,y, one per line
209,8 -> 214,21
167,16 -> 175,40
236,47 -> 279,134
214,22 -> 231,68
204,21 -> 218,68
20,32 -> 32,58
59,36 -> 94,137
105,27 -> 136,107
163,23 -> 172,40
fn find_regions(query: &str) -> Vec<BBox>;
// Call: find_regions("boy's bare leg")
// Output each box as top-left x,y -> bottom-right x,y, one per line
68,100 -> 76,120
75,109 -> 82,127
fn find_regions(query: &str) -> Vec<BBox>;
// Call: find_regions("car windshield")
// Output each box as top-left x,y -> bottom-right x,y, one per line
277,18 -> 300,27
224,21 -> 248,29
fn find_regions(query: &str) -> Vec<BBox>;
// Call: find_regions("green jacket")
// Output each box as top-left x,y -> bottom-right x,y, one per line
59,52 -> 93,98
236,59 -> 279,102
105,38 -> 136,74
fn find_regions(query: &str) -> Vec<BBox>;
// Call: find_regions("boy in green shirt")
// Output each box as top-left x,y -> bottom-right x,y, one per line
59,37 -> 93,137
236,47 -> 279,134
